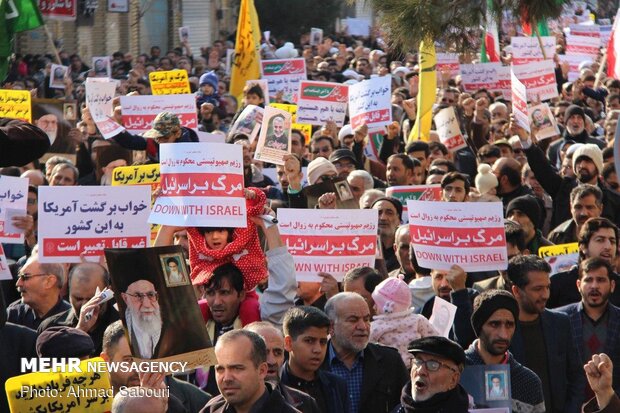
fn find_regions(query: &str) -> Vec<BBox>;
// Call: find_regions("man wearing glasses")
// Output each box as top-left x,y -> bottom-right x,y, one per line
391,336 -> 469,412
6,247 -> 70,330
121,279 -> 162,359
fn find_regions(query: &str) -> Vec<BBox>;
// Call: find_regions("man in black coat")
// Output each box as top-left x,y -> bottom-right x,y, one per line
321,292 -> 408,413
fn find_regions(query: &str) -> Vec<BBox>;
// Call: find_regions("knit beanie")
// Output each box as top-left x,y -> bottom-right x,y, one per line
564,104 -> 586,122
372,277 -> 412,314
307,157 -> 338,185
475,163 -> 498,195
506,194 -> 541,228
199,71 -> 219,90
471,290 -> 519,336
572,143 -> 604,175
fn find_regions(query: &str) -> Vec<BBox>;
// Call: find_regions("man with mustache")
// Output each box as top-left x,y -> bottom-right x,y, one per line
506,255 -> 584,413
122,279 -> 162,359
391,336 -> 469,412
549,185 -> 603,245
465,290 -> 545,413
321,292 -> 408,413
556,258 -> 620,397
549,218 -> 620,308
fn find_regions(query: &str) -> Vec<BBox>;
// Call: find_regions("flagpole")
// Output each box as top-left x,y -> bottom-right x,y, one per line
42,22 -> 61,64
594,48 -> 608,89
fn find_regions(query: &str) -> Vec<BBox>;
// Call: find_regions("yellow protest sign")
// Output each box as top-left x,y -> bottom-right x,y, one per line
112,164 -> 160,244
149,70 -> 191,95
111,164 -> 160,186
4,357 -> 113,413
0,89 -> 32,122
270,103 -> 313,143
538,242 -> 579,258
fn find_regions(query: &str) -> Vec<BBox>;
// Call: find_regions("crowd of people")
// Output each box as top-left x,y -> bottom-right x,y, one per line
2,4 -> 620,413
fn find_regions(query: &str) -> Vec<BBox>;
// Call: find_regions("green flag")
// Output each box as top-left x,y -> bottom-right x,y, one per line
0,0 -> 44,80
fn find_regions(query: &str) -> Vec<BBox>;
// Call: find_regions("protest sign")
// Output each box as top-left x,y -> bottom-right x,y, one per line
0,244 -> 10,280
408,201 -> 507,272
278,208 -> 378,281
459,63 -> 511,95
302,178 -> 359,210
38,186 -> 151,263
92,56 -> 112,78
179,26 -> 190,43
296,81 -> 348,126
570,23 -> 600,38
436,53 -> 460,76
460,364 -> 512,411
149,70 -> 191,95
85,78 -> 125,139
120,94 -> 198,134
429,297 -> 457,338
344,18 -> 371,36
260,58 -> 307,103
228,104 -> 263,142
0,175 -> 28,244
386,185 -> 442,222
0,89 -> 31,122
601,25 -> 612,47
5,357 -> 112,413
149,143 -> 246,227
254,106 -> 292,165
38,0 -> 76,20
434,106 -> 467,152
510,36 -> 556,65
49,64 -> 68,89
511,60 -> 558,101
348,76 -> 392,130
105,246 -> 215,368
196,131 -> 226,143
560,53 -> 593,81
566,34 -> 600,57
245,79 -> 270,104
511,71 -> 531,133
310,27 -> 323,46
529,103 -> 560,140
539,242 -> 579,275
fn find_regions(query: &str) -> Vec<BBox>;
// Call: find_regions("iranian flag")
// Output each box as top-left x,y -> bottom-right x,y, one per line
481,0 -> 500,62
608,9 -> 620,80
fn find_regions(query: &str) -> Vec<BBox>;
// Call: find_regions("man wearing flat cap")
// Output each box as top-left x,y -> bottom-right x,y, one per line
464,289 -> 545,413
391,336 -> 470,412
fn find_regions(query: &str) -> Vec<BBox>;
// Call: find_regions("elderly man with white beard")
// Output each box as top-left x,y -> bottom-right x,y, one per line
391,336 -> 469,413
121,279 -> 162,359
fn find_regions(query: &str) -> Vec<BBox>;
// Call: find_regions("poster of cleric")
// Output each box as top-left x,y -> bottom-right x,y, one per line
105,246 -> 214,369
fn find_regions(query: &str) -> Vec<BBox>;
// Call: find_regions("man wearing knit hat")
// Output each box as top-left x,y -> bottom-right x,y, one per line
512,114 -> 620,229
391,337 -> 470,412
505,195 -> 553,256
465,289 -> 545,413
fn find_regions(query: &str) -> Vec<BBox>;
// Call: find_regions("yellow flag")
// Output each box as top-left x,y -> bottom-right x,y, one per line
408,40 -> 436,142
230,0 -> 262,102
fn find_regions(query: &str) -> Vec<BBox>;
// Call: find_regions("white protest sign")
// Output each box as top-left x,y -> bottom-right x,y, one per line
38,186 -> 151,263
196,131 -> 226,143
560,53 -> 593,81
433,106 -> 466,152
407,201 -> 507,272
85,78 -> 125,139
253,106 -> 292,165
296,81 -> 349,127
436,53 -> 460,76
348,76 -> 392,130
529,103 -> 559,140
429,296 -> 457,338
511,60 -> 558,101
566,34 -> 600,58
260,58 -> 307,103
344,18 -> 371,36
278,208 -> 378,281
310,28 -> 323,46
120,94 -> 198,134
570,23 -> 600,38
149,143 -> 246,227
228,104 -> 263,142
0,244 -> 11,280
511,71 -> 531,133
511,36 -> 556,65
601,25 -> 612,47
0,175 -> 28,243
459,63 -> 503,93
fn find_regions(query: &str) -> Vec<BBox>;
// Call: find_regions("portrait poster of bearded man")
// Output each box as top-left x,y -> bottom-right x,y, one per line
105,245 -> 214,370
